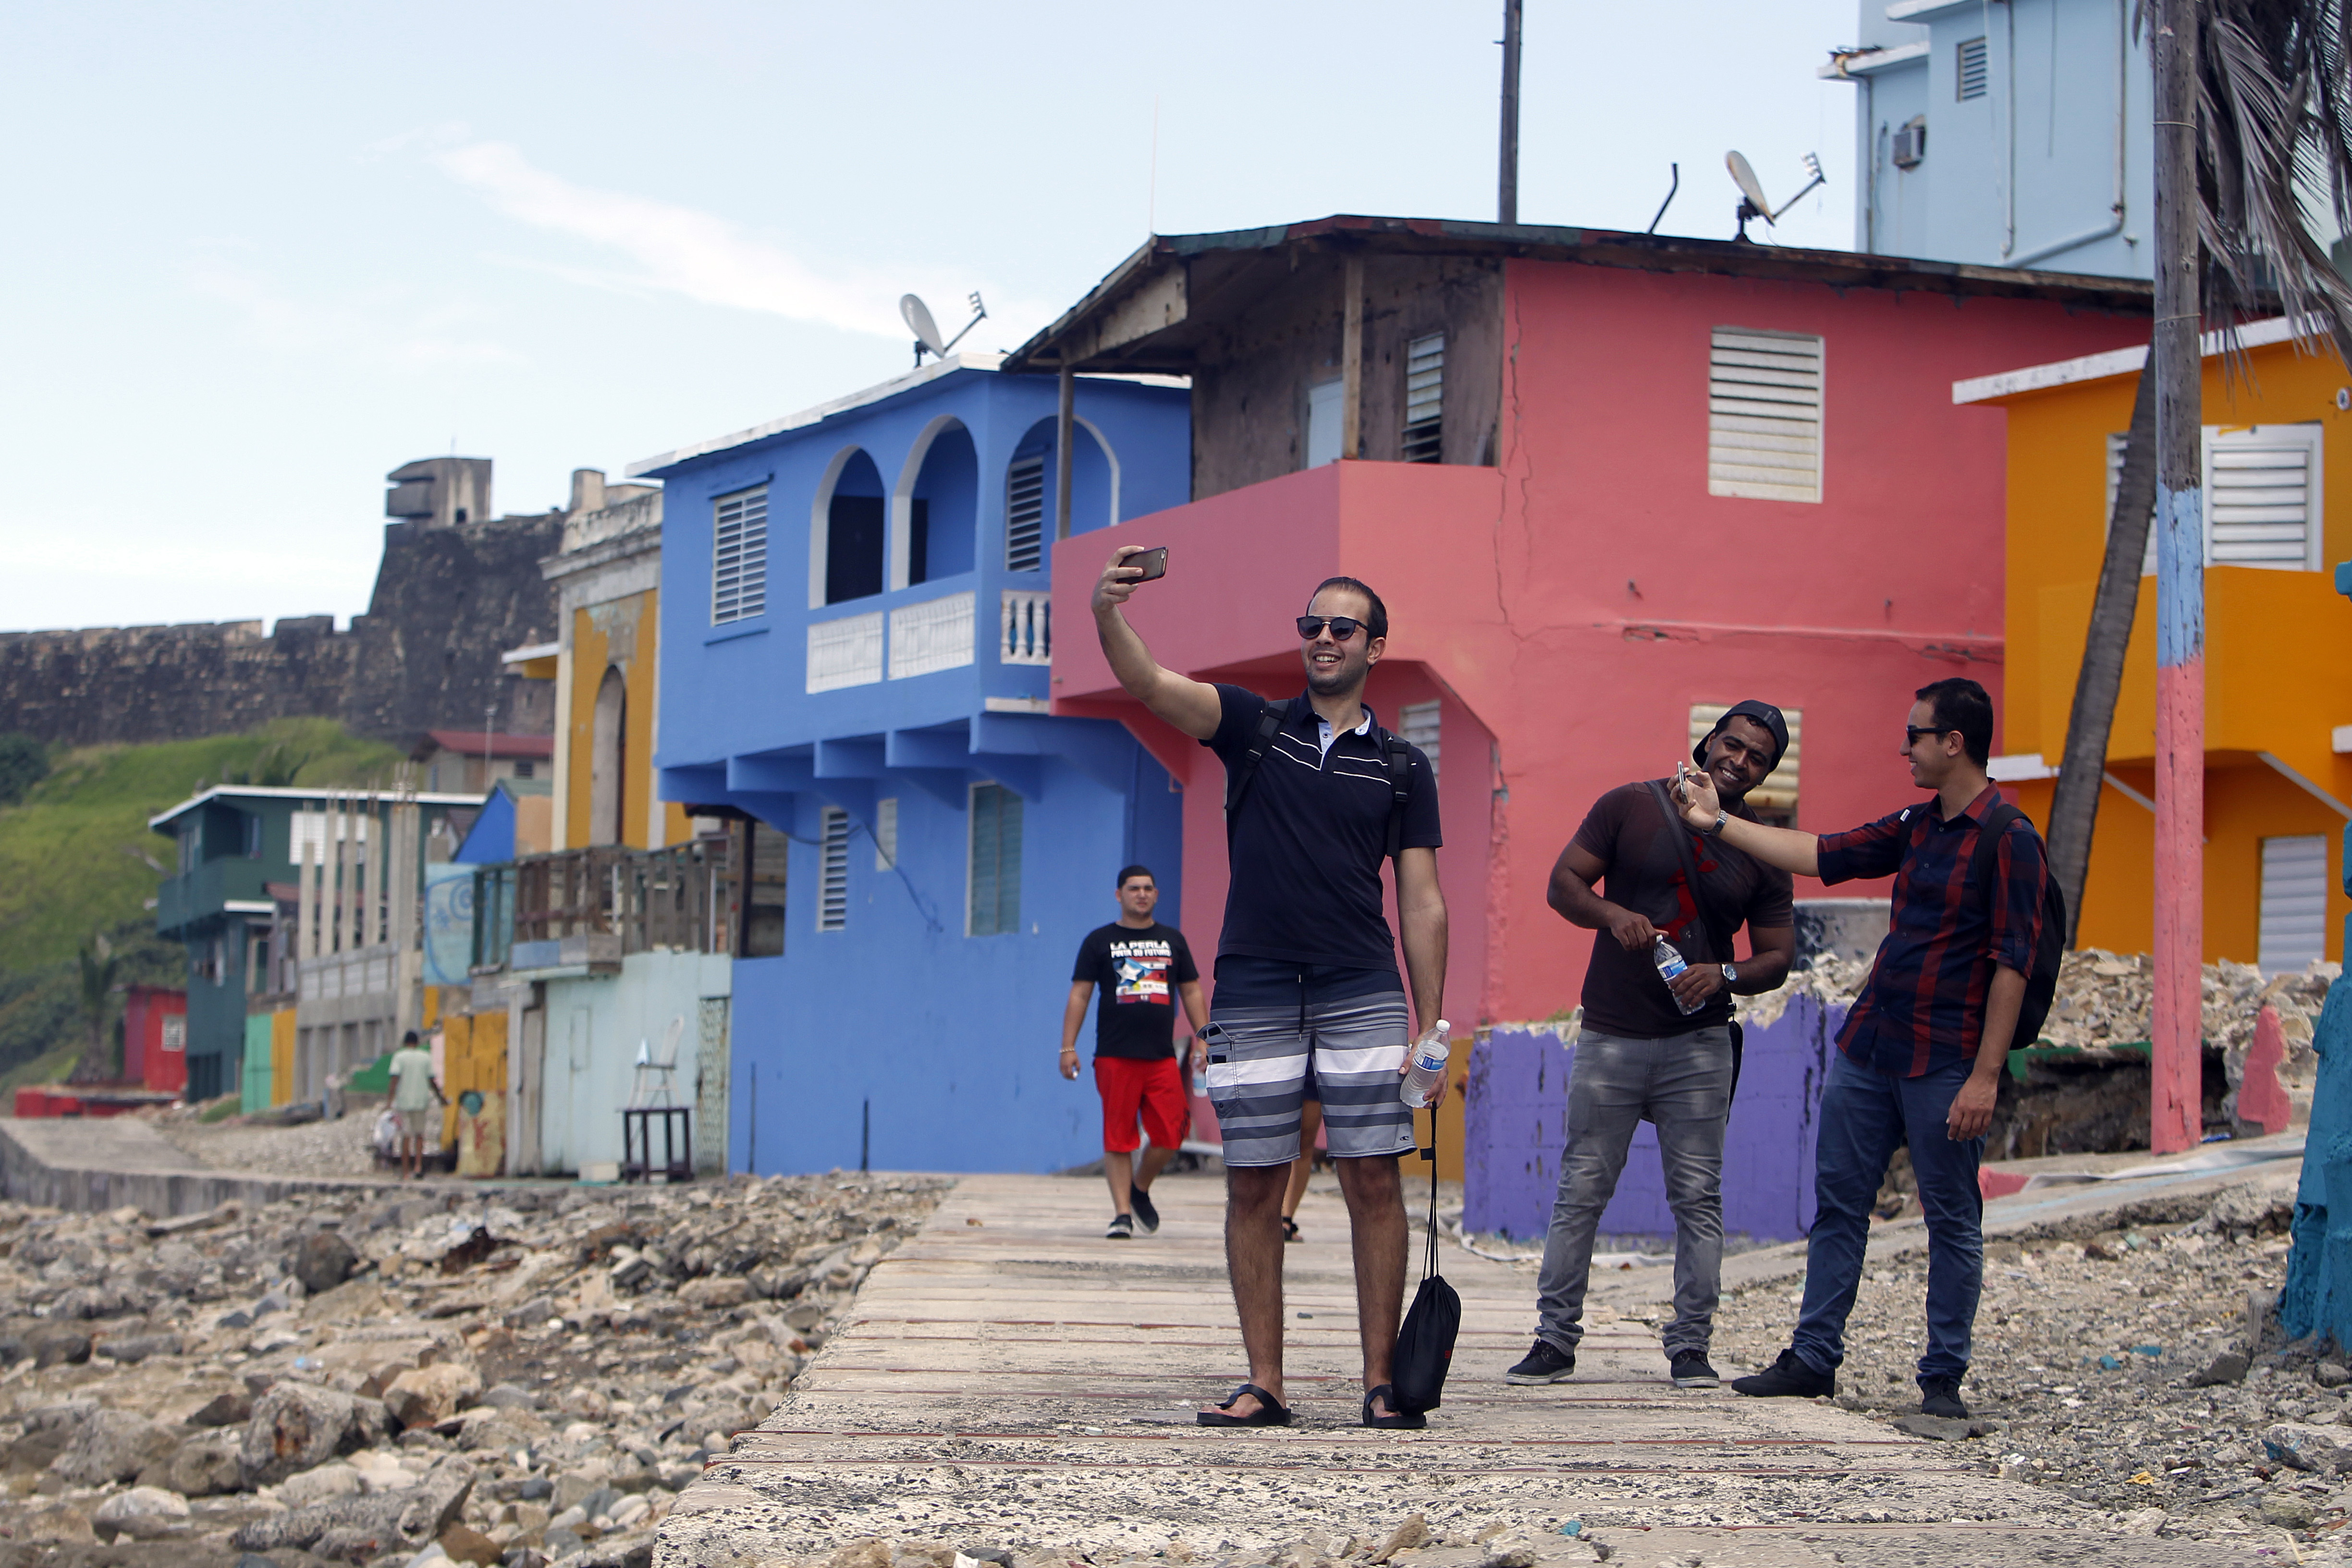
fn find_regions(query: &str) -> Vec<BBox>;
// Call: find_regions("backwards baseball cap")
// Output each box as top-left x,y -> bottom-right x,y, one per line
1693,700 -> 1790,772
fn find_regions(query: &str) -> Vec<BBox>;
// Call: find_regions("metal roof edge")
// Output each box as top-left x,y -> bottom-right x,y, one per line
148,785 -> 489,831
625,353 -> 1007,478
1952,316 -> 2312,403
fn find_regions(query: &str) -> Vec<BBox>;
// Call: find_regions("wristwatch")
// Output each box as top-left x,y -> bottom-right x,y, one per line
1703,809 -> 1728,836
1721,962 -> 1739,988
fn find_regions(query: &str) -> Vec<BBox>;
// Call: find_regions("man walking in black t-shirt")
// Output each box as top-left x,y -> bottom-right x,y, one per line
1092,547 -> 1446,1431
1063,864 -> 1208,1240
1507,702 -> 1797,1391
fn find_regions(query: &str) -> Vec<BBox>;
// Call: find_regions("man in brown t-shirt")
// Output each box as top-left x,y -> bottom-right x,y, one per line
1505,701 -> 1797,1390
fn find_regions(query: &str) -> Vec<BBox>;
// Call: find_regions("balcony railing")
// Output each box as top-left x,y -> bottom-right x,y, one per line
510,838 -> 739,962
1001,589 -> 1051,665
807,611 -> 884,693
889,590 -> 976,679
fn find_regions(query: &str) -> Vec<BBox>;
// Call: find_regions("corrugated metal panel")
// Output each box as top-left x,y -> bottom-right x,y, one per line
1708,328 -> 1824,503
1957,37 -> 1988,100
712,486 -> 769,625
817,808 -> 850,932
1690,703 -> 1803,821
1403,334 -> 1445,464
1399,700 -> 1441,779
2259,834 -> 2329,976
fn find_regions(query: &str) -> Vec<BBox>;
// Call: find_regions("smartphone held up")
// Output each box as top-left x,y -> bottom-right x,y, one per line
1127,547 -> 1168,582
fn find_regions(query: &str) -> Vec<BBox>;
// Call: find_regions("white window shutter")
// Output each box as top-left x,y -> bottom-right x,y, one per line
2205,425 -> 2323,570
1708,328 -> 1824,503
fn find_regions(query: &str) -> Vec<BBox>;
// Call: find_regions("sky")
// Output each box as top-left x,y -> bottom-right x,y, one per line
0,1 -> 1858,632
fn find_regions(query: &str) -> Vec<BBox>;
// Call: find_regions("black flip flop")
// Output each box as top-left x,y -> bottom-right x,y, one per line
1361,1384 -> 1426,1430
1281,1217 -> 1302,1243
1197,1383 -> 1292,1427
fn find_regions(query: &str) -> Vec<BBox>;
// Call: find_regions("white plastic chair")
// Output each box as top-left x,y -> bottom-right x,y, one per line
627,1016 -> 686,1108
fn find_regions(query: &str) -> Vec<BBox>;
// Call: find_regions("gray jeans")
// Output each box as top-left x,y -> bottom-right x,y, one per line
1533,1024 -> 1733,1359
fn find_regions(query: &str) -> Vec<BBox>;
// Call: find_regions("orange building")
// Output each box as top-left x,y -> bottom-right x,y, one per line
1962,320 -> 2352,969
505,468 -> 692,852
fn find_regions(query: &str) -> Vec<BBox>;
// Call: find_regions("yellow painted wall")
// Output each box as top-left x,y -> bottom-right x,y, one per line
269,1007 -> 295,1109
1996,336 -> 2352,962
563,588 -> 690,850
438,1009 -> 508,1149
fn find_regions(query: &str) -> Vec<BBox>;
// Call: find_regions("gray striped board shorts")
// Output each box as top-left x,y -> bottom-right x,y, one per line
1200,958 -> 1415,1167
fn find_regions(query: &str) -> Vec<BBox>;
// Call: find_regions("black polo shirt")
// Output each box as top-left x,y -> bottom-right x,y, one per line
1203,685 -> 1443,973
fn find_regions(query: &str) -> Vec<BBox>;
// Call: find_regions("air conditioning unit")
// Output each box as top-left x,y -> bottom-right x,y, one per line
1892,117 -> 1927,171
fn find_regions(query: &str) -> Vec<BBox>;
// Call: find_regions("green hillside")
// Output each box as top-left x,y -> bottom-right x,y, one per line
0,719 -> 406,1080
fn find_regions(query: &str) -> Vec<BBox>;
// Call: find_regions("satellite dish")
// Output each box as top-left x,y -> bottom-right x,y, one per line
1725,152 -> 1775,221
900,294 -> 948,358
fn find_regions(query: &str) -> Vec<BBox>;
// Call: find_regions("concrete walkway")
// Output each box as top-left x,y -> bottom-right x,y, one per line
0,1115 -> 474,1214
662,1171 -> 2270,1568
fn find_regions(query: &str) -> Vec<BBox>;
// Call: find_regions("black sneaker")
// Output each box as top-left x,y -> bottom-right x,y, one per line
1130,1187 -> 1160,1235
1105,1213 -> 1134,1239
1730,1348 -> 1835,1399
1668,1351 -> 1720,1389
1504,1340 -> 1576,1384
1919,1376 -> 1968,1418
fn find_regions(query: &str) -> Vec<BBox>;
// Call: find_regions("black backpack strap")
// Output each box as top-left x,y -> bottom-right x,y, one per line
1383,729 -> 1413,864
1224,698 -> 1291,847
1970,804 -> 2027,917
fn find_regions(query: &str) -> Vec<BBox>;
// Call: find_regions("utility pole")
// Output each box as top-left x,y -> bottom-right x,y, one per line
2149,0 -> 2203,1154
1498,0 -> 1522,224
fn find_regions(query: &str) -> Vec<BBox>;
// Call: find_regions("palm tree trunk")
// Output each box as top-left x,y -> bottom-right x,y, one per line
2046,364 -> 2156,945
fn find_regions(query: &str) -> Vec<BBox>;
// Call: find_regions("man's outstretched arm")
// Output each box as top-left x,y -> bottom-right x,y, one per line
1091,545 -> 1222,740
1671,764 -> 1821,878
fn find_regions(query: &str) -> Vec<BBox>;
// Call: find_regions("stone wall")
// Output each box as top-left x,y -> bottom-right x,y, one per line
0,514 -> 561,748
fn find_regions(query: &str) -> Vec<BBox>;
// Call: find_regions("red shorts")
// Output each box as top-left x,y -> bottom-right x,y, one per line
1093,1054 -> 1188,1153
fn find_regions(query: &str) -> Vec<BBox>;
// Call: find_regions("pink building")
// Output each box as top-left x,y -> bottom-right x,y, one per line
1021,219 -> 2149,1082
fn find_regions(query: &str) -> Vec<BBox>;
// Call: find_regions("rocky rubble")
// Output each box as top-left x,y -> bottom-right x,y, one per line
0,1169 -> 946,1567
1709,1178 -> 2352,1554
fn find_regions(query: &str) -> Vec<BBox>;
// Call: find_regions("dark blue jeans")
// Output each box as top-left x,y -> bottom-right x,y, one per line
1791,1051 -> 1984,1387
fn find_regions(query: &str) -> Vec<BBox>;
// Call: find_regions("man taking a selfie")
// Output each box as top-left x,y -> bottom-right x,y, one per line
1509,700 -> 1796,1392
1091,545 -> 1446,1431
1669,677 -> 2046,1421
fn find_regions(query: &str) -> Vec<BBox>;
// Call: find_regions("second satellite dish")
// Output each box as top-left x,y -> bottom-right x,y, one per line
900,291 -> 990,368
1725,151 -> 1827,242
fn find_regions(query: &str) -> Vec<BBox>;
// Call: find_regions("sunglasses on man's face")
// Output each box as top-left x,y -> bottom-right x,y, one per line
1904,725 -> 1955,747
1297,616 -> 1365,642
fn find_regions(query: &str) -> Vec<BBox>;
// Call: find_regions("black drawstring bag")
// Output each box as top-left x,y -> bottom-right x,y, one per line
1391,1108 -> 1461,1416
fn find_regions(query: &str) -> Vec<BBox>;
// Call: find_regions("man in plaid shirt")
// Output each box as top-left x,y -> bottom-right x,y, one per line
1668,677 -> 2045,1420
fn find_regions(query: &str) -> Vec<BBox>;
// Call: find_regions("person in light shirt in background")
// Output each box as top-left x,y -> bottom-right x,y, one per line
386,1029 -> 445,1180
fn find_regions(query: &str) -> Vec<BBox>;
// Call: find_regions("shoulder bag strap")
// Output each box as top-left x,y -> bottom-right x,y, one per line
1644,779 -> 1723,963
1383,728 -> 1412,864
1421,1105 -> 1441,1281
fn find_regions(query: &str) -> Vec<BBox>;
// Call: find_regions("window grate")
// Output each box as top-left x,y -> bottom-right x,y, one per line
2111,425 -> 2323,574
1708,327 -> 1824,503
1957,37 -> 1988,100
1006,455 -> 1045,571
712,487 -> 770,625
1399,700 -> 1441,779
1403,333 -> 1445,464
2260,834 -> 2329,976
1690,703 -> 1803,827
817,808 -> 849,931
968,784 -> 1023,936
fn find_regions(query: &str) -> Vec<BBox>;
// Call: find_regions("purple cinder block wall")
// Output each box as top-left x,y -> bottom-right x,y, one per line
1463,997 -> 1846,1243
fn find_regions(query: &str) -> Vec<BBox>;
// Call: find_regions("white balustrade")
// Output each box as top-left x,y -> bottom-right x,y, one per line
807,611 -> 885,692
888,591 -> 976,680
1001,589 -> 1051,666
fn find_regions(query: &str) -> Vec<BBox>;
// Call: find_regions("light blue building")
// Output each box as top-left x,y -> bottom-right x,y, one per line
1825,0 -> 2154,276
631,355 -> 1193,1175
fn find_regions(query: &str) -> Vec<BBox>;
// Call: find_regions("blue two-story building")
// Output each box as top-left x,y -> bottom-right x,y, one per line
631,355 -> 1192,1174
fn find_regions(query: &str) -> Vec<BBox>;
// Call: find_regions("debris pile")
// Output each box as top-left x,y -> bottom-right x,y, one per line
1712,1176 -> 2352,1549
0,1171 -> 946,1564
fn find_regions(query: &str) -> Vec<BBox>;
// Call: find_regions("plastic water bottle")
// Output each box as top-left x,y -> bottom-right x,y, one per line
1654,937 -> 1703,1016
1399,1020 -> 1452,1108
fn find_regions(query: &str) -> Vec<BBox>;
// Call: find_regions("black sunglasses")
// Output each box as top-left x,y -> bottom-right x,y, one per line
1904,725 -> 1956,747
1296,616 -> 1366,641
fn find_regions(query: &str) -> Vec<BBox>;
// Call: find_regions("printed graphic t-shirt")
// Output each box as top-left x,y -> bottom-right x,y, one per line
1073,921 -> 1201,1059
1570,781 -> 1794,1039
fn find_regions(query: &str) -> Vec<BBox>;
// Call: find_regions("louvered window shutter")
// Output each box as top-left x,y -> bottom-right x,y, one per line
1708,328 -> 1824,503
2205,425 -> 2322,570
712,486 -> 770,624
